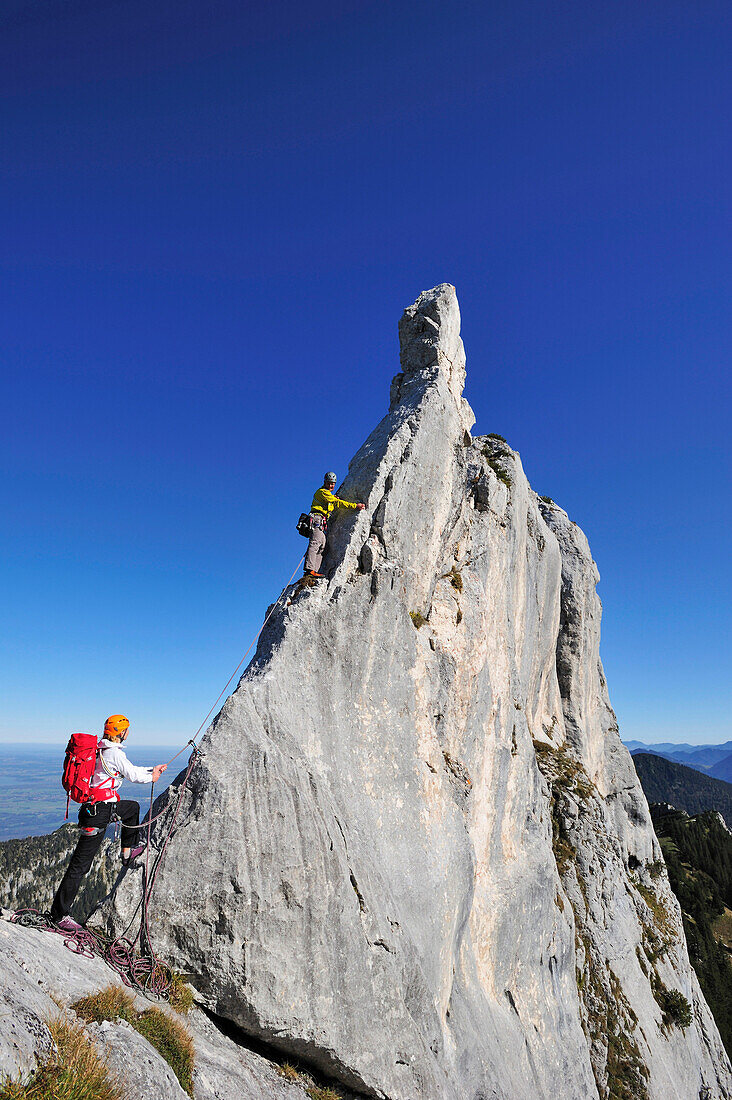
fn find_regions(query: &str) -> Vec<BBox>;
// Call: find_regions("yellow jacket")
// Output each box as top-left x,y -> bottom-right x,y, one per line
311,487 -> 360,518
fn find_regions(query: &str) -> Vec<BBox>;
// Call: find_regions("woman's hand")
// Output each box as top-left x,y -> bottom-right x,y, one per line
152,764 -> 168,782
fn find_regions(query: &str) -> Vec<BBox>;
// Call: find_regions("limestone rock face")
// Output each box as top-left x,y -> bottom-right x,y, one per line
105,285 -> 731,1100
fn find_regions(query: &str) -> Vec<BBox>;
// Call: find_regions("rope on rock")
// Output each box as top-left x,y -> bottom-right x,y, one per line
9,908 -> 174,997
128,550 -> 306,945
11,553 -> 306,995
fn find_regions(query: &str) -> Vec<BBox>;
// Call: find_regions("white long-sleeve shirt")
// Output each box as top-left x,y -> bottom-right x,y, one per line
91,738 -> 155,802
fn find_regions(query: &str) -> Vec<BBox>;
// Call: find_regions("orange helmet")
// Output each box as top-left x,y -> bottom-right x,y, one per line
104,714 -> 130,739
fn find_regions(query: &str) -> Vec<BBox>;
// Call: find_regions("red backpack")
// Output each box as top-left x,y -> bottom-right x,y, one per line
61,733 -> 100,818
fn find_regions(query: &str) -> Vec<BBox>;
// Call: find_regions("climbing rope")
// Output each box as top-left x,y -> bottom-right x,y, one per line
11,553 -> 306,995
9,908 -> 173,997
128,553 -> 306,952
161,552 -> 305,769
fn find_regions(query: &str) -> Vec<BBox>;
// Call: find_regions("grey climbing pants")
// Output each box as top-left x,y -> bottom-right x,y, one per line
304,513 -> 327,573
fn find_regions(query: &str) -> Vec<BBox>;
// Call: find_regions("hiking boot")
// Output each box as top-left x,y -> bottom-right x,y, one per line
122,844 -> 146,866
304,570 -> 324,579
56,915 -> 84,934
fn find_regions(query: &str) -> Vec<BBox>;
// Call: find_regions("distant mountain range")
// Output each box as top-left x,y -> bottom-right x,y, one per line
632,753 -> 732,828
624,740 -> 732,783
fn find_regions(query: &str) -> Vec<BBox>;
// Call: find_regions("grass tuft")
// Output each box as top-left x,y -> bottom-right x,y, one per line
409,610 -> 426,629
72,985 -> 194,1096
134,1008 -> 194,1096
277,1064 -> 343,1099
633,880 -> 675,962
0,1014 -> 124,1100
167,974 -> 194,1015
72,986 -> 134,1025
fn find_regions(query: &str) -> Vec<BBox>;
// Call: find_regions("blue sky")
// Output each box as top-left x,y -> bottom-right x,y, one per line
1,0 -> 730,746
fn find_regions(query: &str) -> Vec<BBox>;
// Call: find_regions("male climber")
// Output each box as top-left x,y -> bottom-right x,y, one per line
50,715 -> 167,932
304,471 -> 365,577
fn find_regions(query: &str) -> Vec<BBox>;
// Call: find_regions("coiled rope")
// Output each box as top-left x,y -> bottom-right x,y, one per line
11,553 -> 306,998
10,908 -> 174,996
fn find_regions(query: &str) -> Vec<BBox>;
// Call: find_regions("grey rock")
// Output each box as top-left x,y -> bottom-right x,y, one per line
0,919 -> 307,1099
89,1017 -> 189,1100
189,1010 -> 307,1100
0,939 -> 54,1080
359,535 -> 381,574
98,285 -> 731,1099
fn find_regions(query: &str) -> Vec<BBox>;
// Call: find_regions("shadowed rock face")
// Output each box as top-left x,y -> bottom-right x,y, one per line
104,285 -> 732,1100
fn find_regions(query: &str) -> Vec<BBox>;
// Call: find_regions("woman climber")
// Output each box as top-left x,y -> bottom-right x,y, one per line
50,714 -> 167,932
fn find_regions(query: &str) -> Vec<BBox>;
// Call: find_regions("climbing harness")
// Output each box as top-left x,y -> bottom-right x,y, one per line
12,552 -> 306,999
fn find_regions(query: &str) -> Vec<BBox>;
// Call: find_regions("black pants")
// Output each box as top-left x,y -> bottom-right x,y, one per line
50,799 -> 140,921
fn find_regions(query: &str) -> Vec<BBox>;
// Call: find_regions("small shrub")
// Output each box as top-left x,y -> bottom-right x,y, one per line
664,989 -> 693,1030
409,610 -> 426,629
306,1088 -> 342,1100
485,433 -> 507,443
539,495 -> 554,505
278,1064 -> 301,1081
0,1013 -> 124,1100
652,977 -> 692,1030
483,453 -> 513,489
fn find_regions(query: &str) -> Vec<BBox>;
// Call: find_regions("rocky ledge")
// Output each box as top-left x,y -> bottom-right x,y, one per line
0,915 -> 312,1099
